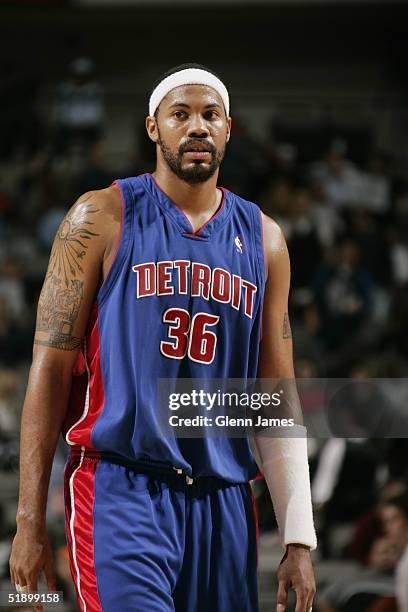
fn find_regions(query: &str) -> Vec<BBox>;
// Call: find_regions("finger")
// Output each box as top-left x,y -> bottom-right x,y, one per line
27,576 -> 39,605
27,575 -> 38,592
27,576 -> 43,612
276,579 -> 289,612
9,560 -> 20,589
294,587 -> 309,612
306,587 -> 316,612
44,555 -> 57,591
14,571 -> 26,592
9,563 -> 16,587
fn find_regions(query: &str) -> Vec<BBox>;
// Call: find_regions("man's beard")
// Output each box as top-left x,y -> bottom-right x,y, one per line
157,130 -> 225,184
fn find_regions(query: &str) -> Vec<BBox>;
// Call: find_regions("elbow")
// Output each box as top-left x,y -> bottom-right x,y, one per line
30,344 -> 78,381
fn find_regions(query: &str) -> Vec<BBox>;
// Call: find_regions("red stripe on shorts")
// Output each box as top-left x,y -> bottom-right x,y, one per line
247,481 -> 260,566
64,454 -> 101,612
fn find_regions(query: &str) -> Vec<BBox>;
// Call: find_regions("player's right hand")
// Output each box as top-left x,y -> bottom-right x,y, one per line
9,527 -> 56,612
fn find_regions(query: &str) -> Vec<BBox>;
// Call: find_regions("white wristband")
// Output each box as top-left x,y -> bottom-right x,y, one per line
254,425 -> 317,550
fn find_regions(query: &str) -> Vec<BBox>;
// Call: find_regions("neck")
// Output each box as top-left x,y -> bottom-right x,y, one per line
152,165 -> 220,216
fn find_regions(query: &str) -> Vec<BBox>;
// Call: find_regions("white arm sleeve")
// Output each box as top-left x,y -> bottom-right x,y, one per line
254,424 -> 317,550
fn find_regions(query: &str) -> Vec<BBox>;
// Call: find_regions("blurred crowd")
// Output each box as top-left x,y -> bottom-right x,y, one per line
1,57 -> 408,611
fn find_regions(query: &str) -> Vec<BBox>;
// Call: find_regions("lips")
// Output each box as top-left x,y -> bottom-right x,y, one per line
184,150 -> 211,159
186,145 -> 211,153
183,145 -> 212,161
181,141 -> 214,161
182,140 -> 213,153
184,147 -> 212,153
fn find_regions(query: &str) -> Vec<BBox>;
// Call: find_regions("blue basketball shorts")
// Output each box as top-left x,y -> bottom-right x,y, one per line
63,452 -> 260,611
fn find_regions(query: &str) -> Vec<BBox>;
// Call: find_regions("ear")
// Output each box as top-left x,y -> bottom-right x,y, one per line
146,115 -> 159,143
225,116 -> 232,143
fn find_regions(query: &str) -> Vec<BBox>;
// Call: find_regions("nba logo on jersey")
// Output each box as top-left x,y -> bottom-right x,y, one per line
235,235 -> 244,254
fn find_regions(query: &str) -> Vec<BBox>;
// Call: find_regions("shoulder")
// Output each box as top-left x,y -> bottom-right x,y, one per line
260,212 -> 289,266
261,212 -> 285,245
228,190 -> 283,249
64,186 -> 122,257
72,185 -> 121,221
226,190 -> 288,275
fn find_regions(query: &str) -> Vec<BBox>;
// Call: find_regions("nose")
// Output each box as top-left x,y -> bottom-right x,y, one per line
187,113 -> 209,138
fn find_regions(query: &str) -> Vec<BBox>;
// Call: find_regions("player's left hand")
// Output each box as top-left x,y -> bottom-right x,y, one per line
276,543 -> 316,612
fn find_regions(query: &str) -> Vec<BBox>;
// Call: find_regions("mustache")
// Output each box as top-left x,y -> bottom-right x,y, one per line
179,138 -> 217,155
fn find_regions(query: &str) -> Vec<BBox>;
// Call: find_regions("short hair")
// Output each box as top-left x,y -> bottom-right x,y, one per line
152,62 -> 225,118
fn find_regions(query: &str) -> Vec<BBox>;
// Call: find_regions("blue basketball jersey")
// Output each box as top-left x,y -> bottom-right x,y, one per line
62,173 -> 266,482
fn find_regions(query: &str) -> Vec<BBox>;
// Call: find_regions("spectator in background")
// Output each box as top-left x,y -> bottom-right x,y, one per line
312,238 -> 374,352
367,492 -> 408,612
311,138 -> 363,210
312,437 -> 379,558
76,140 -> 113,194
218,116 -> 268,198
286,187 -> 322,293
53,57 -> 104,156
360,151 -> 392,216
317,533 -> 397,612
0,297 -> 32,366
386,225 -> 408,287
379,492 -> 408,612
259,177 -> 292,235
37,204 -> 66,251
349,210 -> 392,289
348,211 -> 392,325
271,141 -> 299,181
317,484 -> 408,612
309,180 -> 343,248
0,258 -> 28,322
18,152 -> 59,227
0,368 -> 19,435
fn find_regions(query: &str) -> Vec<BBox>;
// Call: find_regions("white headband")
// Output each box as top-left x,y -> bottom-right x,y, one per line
149,68 -> 230,117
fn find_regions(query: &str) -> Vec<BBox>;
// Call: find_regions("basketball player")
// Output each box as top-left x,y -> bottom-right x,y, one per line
9,64 -> 316,611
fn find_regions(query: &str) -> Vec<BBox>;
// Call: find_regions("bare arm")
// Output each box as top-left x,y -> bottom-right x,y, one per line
10,186 -> 121,598
256,213 -> 303,423
256,213 -> 316,612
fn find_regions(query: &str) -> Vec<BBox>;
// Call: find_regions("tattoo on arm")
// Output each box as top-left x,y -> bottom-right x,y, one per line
48,201 -> 100,283
35,276 -> 84,350
34,202 -> 100,350
282,312 -> 292,339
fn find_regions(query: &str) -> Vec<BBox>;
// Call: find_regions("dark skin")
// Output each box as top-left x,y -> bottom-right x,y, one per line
10,83 -> 315,611
153,85 -> 316,612
258,213 -> 316,612
8,188 -> 122,611
146,84 -> 231,230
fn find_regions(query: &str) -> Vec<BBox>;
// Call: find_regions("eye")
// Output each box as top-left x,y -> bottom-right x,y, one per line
174,110 -> 186,119
204,110 -> 217,120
